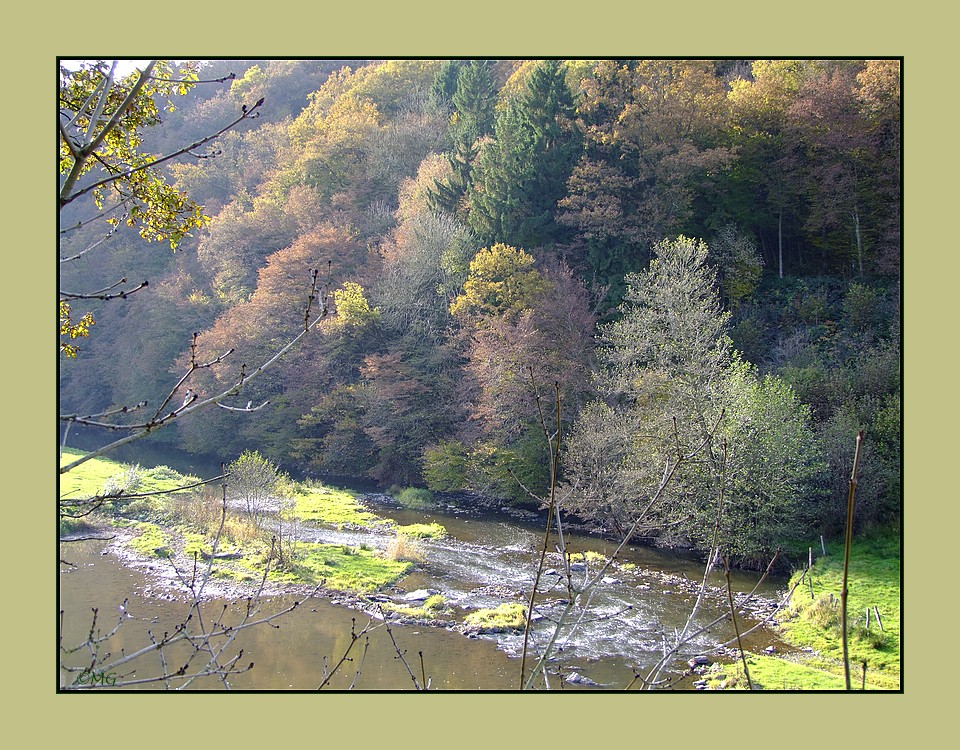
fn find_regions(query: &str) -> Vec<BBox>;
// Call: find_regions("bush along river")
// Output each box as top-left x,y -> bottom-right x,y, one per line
58,446 -> 790,690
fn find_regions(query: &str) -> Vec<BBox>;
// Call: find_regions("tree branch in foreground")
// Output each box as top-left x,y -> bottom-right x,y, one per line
59,272 -> 329,473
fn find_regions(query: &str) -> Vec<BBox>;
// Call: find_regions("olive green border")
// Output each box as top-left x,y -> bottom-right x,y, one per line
15,2 -> 940,744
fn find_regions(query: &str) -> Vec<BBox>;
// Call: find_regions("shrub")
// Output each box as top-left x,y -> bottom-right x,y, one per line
386,533 -> 426,563
222,515 -> 265,547
796,289 -> 829,325
803,593 -> 840,629
423,440 -> 470,492
145,465 -> 184,482
396,487 -> 435,509
167,488 -> 224,534
228,450 -> 280,530
101,465 -> 145,509
842,283 -> 884,333
730,314 -> 767,365
710,224 -> 763,309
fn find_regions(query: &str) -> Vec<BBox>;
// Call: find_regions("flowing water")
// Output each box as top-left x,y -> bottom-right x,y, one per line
59,440 -> 788,690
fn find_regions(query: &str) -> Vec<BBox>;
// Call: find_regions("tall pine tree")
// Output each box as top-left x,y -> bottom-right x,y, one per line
427,60 -> 497,220
468,60 -> 581,249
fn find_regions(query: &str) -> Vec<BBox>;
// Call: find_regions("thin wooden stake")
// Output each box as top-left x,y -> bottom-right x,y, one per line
841,431 -> 865,691
821,535 -> 827,556
874,606 -> 884,632
724,556 -> 753,691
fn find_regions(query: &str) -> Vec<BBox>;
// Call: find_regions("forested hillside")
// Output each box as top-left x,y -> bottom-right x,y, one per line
59,59 -> 901,566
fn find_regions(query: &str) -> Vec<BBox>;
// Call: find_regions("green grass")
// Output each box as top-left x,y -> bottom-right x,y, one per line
463,603 -> 527,633
198,540 -> 413,593
292,485 -> 387,529
380,594 -> 451,619
127,522 -> 173,558
773,533 -> 901,690
182,530 -> 223,558
703,655 -> 848,691
265,542 -> 412,592
60,448 -> 199,527
61,449 -> 415,596
60,448 -> 199,496
60,449 -> 130,500
397,522 -> 446,539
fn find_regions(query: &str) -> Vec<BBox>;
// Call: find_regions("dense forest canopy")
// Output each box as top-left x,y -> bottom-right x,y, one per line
59,58 -> 901,565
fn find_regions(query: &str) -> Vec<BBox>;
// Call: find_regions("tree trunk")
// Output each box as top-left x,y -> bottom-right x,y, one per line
778,209 -> 784,279
853,204 -> 864,277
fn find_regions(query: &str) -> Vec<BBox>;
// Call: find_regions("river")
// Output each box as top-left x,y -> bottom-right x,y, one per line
58,439 -> 788,690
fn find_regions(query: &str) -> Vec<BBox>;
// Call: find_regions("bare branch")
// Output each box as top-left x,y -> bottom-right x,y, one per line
216,400 -> 270,413
148,71 -> 238,86
316,616 -> 384,689
383,614 -> 424,690
60,279 -> 149,301
59,209 -> 127,260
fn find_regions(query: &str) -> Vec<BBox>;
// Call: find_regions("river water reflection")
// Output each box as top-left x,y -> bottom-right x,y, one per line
60,539 -> 522,690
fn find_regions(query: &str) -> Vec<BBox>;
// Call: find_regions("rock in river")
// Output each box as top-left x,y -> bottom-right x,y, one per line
565,672 -> 600,686
402,589 -> 439,602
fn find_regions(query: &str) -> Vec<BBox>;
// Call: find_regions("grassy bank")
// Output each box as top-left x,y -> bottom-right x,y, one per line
59,448 -> 421,596
729,533 -> 901,690
291,484 -> 386,528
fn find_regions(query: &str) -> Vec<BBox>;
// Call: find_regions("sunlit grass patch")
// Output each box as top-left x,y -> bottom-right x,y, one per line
727,655 -> 848,690
777,533 -> 900,688
569,550 -> 607,565
292,484 -> 388,529
381,594 -> 451,619
463,603 -> 527,633
397,522 -> 446,539
60,449 -> 200,521
268,542 -> 412,593
59,449 -> 128,500
128,522 -> 173,558
181,530 -> 244,560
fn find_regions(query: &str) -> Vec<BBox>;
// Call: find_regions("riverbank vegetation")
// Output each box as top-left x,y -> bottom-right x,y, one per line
59,58 -> 900,690
59,447 -> 424,594
695,534 -> 900,690
463,603 -> 528,634
775,534 -> 900,688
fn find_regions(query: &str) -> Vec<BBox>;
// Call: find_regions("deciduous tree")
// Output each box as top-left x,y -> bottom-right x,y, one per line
564,236 -> 822,563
